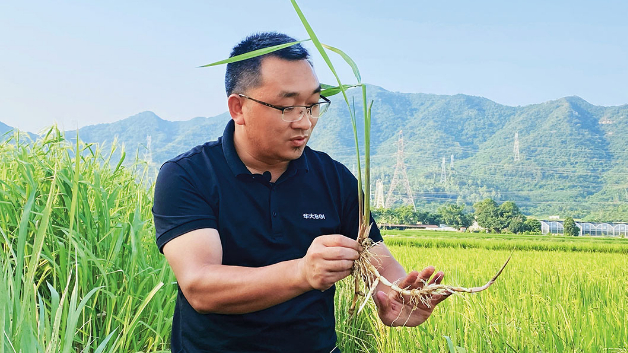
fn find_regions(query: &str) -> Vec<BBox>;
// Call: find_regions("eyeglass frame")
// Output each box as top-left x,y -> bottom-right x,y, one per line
237,94 -> 331,122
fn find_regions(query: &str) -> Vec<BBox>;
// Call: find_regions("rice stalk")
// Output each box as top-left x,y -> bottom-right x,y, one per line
286,0 -> 512,318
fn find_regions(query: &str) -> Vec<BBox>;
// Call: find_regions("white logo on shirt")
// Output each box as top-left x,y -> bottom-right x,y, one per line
303,213 -> 326,220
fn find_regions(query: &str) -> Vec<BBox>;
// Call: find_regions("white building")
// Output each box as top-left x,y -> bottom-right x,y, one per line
540,220 -> 628,237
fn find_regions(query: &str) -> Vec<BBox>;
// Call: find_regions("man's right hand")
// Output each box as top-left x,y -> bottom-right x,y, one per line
298,234 -> 360,291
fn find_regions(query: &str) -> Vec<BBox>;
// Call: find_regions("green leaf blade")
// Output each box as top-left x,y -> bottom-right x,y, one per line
199,39 -> 310,67
321,43 -> 361,83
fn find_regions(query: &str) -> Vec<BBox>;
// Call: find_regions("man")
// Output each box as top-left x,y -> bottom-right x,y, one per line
153,32 -> 448,353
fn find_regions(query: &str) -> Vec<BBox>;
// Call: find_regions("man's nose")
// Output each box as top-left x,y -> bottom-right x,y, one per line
291,113 -> 313,130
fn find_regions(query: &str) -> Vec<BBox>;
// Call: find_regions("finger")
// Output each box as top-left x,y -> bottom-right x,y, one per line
317,269 -> 352,290
407,266 -> 436,290
375,290 -> 390,315
417,266 -> 436,283
431,289 -> 453,305
321,234 -> 359,250
428,271 -> 445,286
411,274 -> 426,289
321,246 -> 360,261
397,271 -> 419,290
329,269 -> 352,282
326,259 -> 355,272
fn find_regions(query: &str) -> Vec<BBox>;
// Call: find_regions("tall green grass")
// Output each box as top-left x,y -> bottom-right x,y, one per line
0,128 -> 176,352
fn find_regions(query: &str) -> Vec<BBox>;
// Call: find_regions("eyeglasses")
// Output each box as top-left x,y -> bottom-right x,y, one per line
238,94 -> 331,122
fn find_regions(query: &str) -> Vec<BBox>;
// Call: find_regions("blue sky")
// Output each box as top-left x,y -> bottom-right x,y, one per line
1,0 -> 627,133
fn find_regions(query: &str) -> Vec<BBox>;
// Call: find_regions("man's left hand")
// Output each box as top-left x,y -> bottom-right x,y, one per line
372,266 -> 450,327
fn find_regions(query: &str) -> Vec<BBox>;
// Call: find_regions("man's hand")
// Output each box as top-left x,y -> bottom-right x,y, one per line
373,266 -> 450,327
298,234 -> 360,291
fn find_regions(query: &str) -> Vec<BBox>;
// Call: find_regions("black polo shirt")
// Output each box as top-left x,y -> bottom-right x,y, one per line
153,120 -> 382,353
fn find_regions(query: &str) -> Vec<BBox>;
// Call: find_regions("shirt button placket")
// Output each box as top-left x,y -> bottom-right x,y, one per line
270,185 -> 281,237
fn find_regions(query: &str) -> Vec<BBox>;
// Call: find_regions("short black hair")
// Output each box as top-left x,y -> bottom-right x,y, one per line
225,32 -> 310,96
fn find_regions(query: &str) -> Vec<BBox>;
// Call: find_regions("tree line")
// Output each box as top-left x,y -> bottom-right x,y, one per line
372,198 -> 542,234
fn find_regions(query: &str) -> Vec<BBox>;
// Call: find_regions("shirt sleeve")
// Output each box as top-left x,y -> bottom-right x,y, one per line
152,161 -> 218,252
338,164 -> 383,243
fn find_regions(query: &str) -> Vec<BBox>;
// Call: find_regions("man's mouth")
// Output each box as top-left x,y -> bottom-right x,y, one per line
290,136 -> 308,147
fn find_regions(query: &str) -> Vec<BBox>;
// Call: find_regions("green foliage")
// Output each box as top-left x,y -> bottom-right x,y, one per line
474,198 -> 539,234
199,39 -> 310,67
0,128 -> 175,352
498,201 -> 527,233
473,198 -> 501,232
524,217 -> 542,233
437,203 -> 473,229
395,205 -> 419,224
372,206 -> 441,225
563,216 -> 580,236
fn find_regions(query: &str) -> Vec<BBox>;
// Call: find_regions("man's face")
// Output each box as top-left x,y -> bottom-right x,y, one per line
239,56 -> 321,164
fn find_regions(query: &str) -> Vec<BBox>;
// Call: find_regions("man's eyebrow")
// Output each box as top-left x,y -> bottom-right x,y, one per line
278,85 -> 322,99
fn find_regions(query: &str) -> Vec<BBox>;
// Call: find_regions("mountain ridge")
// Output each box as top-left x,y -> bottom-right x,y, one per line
1,86 -> 627,220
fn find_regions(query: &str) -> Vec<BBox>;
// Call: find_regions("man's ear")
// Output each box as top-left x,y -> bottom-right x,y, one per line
227,94 -> 246,125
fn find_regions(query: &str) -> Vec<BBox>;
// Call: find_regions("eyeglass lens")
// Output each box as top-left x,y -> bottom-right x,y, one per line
282,102 -> 329,122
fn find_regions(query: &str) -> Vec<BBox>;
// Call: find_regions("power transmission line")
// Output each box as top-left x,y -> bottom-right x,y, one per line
385,131 -> 416,210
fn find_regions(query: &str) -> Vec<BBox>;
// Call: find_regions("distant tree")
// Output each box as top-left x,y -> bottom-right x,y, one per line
437,203 -> 472,229
371,208 -> 386,223
371,207 -> 398,224
473,198 -> 501,232
524,218 -> 541,233
372,206 -> 443,225
396,205 -> 419,224
499,201 -> 521,221
563,217 -> 580,236
416,210 -> 440,225
506,215 -> 527,234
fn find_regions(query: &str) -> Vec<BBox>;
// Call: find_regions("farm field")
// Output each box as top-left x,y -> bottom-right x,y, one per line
336,232 -> 628,352
2,134 -> 627,352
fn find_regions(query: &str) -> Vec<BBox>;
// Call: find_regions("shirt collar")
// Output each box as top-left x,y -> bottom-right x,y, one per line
221,120 -> 310,180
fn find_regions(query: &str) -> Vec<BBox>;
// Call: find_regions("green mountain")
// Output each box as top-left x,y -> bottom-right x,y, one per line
3,86 -> 626,220
301,87 -> 627,221
75,111 -> 231,164
76,87 -> 628,221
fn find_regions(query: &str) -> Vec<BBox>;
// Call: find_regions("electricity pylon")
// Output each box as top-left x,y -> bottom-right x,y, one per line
144,135 -> 152,164
514,132 -> 520,162
375,179 -> 385,208
440,157 -> 447,183
385,131 -> 416,210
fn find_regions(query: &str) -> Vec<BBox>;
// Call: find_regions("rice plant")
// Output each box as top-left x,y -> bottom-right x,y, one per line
0,128 -> 176,352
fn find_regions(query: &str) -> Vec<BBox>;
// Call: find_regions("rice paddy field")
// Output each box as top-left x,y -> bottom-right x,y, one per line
2,133 -> 627,352
335,232 -> 628,352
